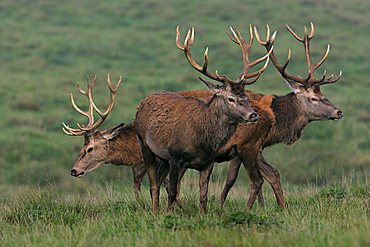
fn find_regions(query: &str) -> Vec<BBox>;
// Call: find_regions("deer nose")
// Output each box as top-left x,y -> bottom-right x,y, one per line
336,110 -> 344,119
70,169 -> 77,177
248,112 -> 259,123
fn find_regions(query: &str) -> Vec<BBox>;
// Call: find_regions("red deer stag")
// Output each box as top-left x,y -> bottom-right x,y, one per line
219,22 -> 343,208
135,23 -> 343,210
134,26 -> 271,213
62,74 -> 145,190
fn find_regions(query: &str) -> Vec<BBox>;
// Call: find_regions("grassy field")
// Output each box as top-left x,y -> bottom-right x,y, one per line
0,0 -> 369,246
0,178 -> 369,246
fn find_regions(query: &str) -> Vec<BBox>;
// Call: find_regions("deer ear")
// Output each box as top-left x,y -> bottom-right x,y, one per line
198,77 -> 222,93
285,78 -> 306,94
103,123 -> 126,140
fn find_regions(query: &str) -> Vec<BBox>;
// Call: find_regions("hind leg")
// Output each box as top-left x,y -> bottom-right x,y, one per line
239,149 -> 264,210
258,152 -> 285,208
132,164 -> 146,194
220,157 -> 242,207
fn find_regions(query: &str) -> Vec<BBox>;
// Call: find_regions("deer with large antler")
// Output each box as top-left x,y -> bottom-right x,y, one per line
133,23 -> 343,211
218,22 -> 343,208
62,75 -> 145,184
134,25 -> 271,213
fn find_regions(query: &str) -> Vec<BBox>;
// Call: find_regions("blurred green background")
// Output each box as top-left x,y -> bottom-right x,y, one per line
0,0 -> 369,197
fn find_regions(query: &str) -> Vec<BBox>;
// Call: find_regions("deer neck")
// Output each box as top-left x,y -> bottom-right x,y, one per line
106,124 -> 143,166
266,93 -> 309,146
200,95 -> 238,152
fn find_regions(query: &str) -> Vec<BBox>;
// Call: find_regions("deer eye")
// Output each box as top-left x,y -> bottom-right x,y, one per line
87,147 -> 94,153
228,97 -> 236,103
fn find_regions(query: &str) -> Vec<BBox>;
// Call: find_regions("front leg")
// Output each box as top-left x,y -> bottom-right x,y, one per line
258,152 -> 285,208
199,163 -> 214,214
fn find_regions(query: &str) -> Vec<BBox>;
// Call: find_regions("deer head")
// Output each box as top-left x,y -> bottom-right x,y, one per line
176,25 -> 273,123
255,23 -> 343,121
62,74 -> 123,177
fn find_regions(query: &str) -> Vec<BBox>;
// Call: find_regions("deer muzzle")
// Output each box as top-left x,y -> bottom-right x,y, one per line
244,111 -> 259,123
329,109 -> 344,121
70,168 -> 85,177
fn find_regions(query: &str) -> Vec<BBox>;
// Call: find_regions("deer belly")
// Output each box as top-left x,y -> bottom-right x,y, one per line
144,132 -> 171,160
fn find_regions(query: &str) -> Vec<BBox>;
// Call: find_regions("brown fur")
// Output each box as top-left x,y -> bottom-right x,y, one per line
105,124 -> 143,165
69,123 -> 144,193
142,89 -> 273,210
135,87 -> 256,213
220,88 -> 342,208
134,86 -> 342,209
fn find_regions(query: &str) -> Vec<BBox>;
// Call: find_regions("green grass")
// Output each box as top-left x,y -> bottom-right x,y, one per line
0,178 -> 369,246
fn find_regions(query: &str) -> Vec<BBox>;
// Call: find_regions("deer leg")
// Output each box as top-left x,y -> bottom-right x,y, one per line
256,186 -> 265,208
245,163 -> 264,210
156,160 -> 170,189
176,167 -> 187,201
220,156 -> 242,207
258,152 -> 285,209
199,163 -> 214,214
132,164 -> 146,194
140,144 -> 159,213
240,151 -> 263,210
167,160 -> 180,210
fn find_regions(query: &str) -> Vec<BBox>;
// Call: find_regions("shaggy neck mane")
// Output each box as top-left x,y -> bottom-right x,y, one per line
265,93 -> 309,147
196,93 -> 238,153
107,123 -> 142,166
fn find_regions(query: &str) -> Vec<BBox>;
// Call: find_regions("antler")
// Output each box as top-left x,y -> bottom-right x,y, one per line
226,25 -> 273,85
62,74 -> 122,136
176,25 -> 272,86
254,22 -> 342,88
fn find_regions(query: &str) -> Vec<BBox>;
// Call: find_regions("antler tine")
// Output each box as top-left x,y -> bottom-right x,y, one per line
62,122 -> 86,136
227,26 -> 251,76
89,74 -> 122,130
287,23 -> 316,79
313,44 -> 330,73
308,22 -> 315,39
61,74 -> 123,136
63,75 -> 96,133
254,25 -> 306,84
177,25 -> 270,87
175,25 -> 185,51
287,23 -> 316,82
285,23 -> 304,42
240,47 -> 273,85
317,70 -> 342,86
285,22 -> 341,87
176,26 -> 229,84
226,25 -> 271,85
